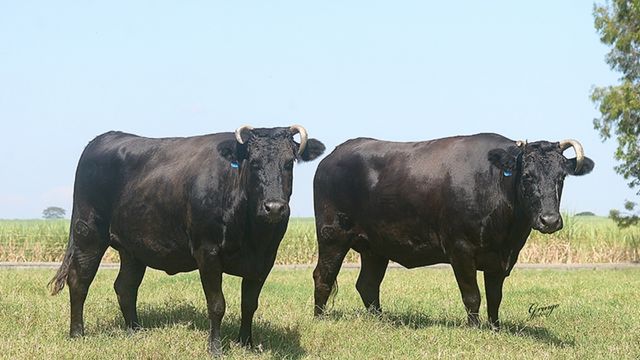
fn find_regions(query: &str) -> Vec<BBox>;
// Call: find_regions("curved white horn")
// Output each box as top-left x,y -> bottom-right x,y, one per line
289,124 -> 308,155
559,139 -> 585,172
234,125 -> 254,144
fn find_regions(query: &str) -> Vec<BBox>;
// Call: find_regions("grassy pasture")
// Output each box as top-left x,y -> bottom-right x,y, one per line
0,267 -> 638,359
0,215 -> 639,264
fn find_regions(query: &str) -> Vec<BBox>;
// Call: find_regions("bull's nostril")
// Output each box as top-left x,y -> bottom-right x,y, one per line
264,203 -> 272,213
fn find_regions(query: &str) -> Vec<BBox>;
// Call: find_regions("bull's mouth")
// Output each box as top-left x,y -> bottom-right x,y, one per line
260,212 -> 290,224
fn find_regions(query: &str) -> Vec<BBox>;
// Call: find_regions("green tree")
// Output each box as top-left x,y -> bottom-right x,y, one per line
42,206 -> 66,219
592,0 -> 640,226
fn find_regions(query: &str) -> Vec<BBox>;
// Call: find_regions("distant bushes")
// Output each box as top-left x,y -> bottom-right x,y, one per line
576,211 -> 596,216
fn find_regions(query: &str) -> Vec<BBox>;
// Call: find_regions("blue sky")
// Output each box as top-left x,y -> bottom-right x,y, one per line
0,0 -> 633,218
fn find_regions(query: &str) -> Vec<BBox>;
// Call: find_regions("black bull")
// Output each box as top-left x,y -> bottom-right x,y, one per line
50,126 -> 325,355
312,133 -> 594,328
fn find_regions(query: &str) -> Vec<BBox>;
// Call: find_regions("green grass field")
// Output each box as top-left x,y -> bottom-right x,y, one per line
1,215 -> 639,264
0,267 -> 638,359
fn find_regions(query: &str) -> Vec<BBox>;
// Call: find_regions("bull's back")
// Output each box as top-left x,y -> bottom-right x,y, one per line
75,131 -> 230,207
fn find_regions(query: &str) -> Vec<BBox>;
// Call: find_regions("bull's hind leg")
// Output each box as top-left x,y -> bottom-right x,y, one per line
356,252 -> 388,313
114,251 -> 146,330
66,212 -> 110,337
313,223 -> 351,316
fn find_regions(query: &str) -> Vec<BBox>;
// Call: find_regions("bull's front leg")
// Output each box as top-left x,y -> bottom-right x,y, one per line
450,251 -> 481,327
238,277 -> 266,347
195,246 -> 226,356
484,271 -> 506,330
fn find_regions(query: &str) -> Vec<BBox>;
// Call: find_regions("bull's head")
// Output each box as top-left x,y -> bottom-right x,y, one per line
219,125 -> 325,224
488,139 -> 594,234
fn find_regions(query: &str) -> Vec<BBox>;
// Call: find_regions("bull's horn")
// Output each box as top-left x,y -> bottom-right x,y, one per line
559,139 -> 585,172
289,125 -> 308,155
234,125 -> 254,144
515,140 -> 526,147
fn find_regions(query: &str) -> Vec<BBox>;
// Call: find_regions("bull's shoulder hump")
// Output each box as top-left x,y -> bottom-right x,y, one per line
89,130 -> 138,144
335,137 -> 379,148
467,132 -> 515,144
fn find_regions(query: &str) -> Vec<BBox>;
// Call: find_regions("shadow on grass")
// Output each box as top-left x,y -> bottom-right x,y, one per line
498,320 -> 575,348
323,309 -> 574,348
105,302 -> 305,359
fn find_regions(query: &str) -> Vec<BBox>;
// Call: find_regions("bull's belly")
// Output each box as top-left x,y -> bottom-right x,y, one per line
110,231 -> 198,275
355,230 -> 449,269
378,249 -> 449,269
143,252 -> 198,275
387,251 -> 450,269
357,232 -> 513,273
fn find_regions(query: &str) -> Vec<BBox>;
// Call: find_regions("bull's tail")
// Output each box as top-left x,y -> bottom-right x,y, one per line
49,232 -> 74,295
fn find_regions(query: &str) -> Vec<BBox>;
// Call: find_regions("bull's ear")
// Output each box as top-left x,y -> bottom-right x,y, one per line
299,138 -> 325,162
565,156 -> 595,176
488,147 -> 518,171
217,139 -> 247,163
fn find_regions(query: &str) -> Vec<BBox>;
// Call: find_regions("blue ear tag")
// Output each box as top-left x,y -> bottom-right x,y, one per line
503,170 -> 512,177
230,161 -> 239,169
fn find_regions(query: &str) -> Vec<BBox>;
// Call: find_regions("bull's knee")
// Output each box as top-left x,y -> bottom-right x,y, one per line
210,302 -> 225,321
312,267 -> 322,283
355,277 -> 368,295
313,269 -> 331,294
113,275 -> 127,297
463,293 -> 480,309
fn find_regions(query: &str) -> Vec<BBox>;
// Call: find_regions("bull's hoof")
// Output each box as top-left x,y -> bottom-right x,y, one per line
237,336 -> 253,348
366,305 -> 383,316
489,321 -> 501,331
69,326 -> 84,338
467,315 -> 481,327
313,304 -> 326,318
207,339 -> 223,357
126,324 -> 144,335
